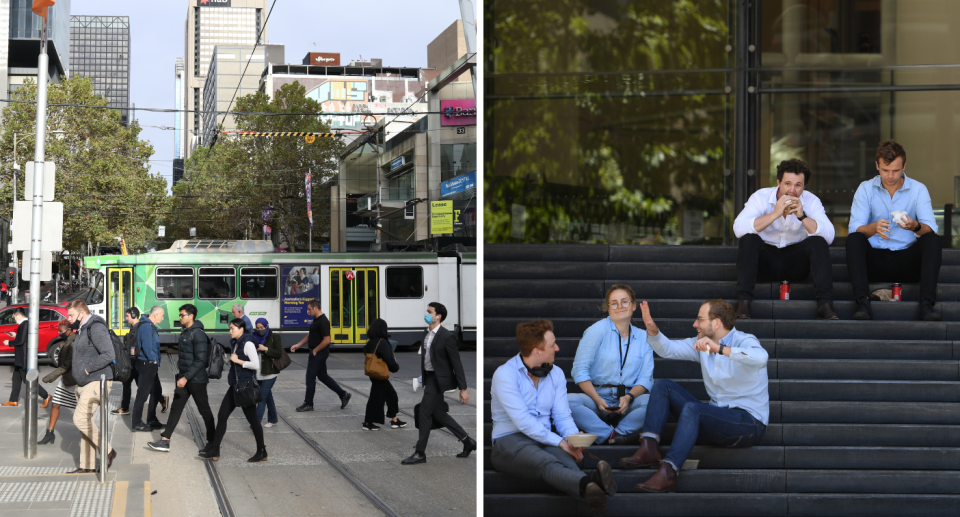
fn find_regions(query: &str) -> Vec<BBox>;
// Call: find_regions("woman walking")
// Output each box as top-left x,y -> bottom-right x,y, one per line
362,319 -> 405,431
253,318 -> 282,428
200,319 -> 267,462
38,319 -> 78,444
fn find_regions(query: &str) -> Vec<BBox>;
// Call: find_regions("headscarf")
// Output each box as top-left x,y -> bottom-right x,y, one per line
251,317 -> 270,345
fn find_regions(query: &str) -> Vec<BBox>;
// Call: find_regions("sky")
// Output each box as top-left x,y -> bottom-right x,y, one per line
68,0 -> 475,189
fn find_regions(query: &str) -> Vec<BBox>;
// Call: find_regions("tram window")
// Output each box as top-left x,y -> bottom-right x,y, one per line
198,267 -> 236,299
156,267 -> 194,299
240,267 -> 278,299
386,267 -> 423,298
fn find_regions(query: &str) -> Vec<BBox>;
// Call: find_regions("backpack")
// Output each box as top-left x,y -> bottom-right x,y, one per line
91,320 -> 132,383
194,328 -> 225,380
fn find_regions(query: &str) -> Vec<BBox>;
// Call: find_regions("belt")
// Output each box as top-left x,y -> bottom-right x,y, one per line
593,384 -> 631,389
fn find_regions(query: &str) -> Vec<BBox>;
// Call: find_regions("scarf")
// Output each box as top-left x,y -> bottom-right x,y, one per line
251,317 -> 270,345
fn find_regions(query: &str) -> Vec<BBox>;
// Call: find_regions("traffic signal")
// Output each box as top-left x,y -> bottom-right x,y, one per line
6,266 -> 17,289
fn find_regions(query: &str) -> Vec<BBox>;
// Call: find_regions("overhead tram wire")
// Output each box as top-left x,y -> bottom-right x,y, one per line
0,97 -> 446,116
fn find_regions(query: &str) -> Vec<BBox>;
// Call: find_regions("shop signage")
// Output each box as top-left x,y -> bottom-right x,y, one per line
198,0 -> 231,6
390,156 -> 405,171
430,201 -> 454,234
440,170 -> 476,198
306,52 -> 340,66
440,99 -> 477,127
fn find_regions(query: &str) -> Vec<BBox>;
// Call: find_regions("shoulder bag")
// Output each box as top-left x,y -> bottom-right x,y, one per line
364,339 -> 390,380
232,343 -> 263,408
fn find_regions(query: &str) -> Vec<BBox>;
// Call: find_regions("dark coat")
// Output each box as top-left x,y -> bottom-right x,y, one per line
58,332 -> 77,386
258,332 -> 283,377
9,319 -> 28,368
421,326 -> 467,391
227,334 -> 256,387
177,321 -> 210,384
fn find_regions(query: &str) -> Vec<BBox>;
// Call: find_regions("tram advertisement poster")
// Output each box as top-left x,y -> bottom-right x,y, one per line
281,265 -> 320,327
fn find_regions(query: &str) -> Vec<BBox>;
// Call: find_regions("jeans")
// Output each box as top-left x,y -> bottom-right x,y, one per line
846,231 -> 942,302
643,379 -> 765,471
161,382 -> 216,442
256,377 -> 278,424
304,348 -> 346,404
567,388 -> 650,444
491,432 -> 586,499
737,234 -> 834,304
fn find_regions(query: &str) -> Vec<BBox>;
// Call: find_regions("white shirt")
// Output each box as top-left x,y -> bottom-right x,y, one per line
423,325 -> 440,372
733,187 -> 835,248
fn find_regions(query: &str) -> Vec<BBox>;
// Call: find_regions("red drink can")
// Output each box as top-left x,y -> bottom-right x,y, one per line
892,283 -> 902,301
780,280 -> 790,300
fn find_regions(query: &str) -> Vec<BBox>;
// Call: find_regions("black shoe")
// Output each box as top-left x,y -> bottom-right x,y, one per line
401,451 -> 426,465
247,447 -> 268,463
583,482 -> 608,517
37,429 -> 55,445
111,408 -> 130,415
735,299 -> 752,320
295,403 -> 314,412
147,420 -> 165,430
132,423 -> 151,432
920,299 -> 941,321
817,303 -> 840,320
390,419 -> 407,429
362,422 -> 380,431
147,439 -> 170,452
198,448 -> 219,460
160,396 -> 169,413
852,297 -> 873,320
592,460 -> 618,497
340,392 -> 351,409
457,437 -> 476,458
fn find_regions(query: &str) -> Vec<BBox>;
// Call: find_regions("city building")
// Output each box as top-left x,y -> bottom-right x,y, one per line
201,43 -> 283,147
183,0 -> 268,156
0,0 -> 72,98
174,57 -> 184,157
69,15 -> 130,126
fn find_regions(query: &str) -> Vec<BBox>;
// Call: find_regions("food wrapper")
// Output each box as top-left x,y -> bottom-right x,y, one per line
892,211 -> 907,225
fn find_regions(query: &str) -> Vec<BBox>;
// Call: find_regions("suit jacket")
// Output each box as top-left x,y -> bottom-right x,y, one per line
9,319 -> 28,368
421,326 -> 467,392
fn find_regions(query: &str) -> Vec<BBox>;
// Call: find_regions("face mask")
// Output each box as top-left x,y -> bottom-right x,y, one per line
424,313 -> 434,325
525,363 -> 554,378
255,329 -> 266,336
70,320 -> 80,330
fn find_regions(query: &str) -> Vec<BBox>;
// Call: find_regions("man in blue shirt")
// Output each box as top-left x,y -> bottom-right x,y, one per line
131,306 -> 166,432
846,141 -> 942,321
619,300 -> 769,493
490,319 -> 617,512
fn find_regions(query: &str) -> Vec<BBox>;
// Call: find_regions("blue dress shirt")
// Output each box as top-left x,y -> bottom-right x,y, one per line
490,354 -> 580,446
571,318 -> 654,393
848,174 -> 937,251
647,327 -> 770,425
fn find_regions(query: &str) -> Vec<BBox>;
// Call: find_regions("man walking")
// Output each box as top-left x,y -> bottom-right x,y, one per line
67,300 -> 116,474
131,306 -> 165,432
1,308 -> 51,407
402,302 -> 476,465
291,300 -> 351,411
232,304 -> 252,333
148,304 -> 216,452
114,308 -> 167,416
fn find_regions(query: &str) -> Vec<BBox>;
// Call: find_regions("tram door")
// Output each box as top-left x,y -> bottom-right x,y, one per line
106,267 -> 134,336
329,268 -> 379,344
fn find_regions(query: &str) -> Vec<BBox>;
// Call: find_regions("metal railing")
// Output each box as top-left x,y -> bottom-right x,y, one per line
98,374 -> 108,483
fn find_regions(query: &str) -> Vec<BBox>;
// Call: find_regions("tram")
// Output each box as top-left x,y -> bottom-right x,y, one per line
81,240 -> 477,349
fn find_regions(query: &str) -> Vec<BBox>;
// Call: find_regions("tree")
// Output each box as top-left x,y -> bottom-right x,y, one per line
0,76 -> 167,252
172,82 -> 341,250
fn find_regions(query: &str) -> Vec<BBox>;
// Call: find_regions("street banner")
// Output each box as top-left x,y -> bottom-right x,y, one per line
306,171 -> 313,227
281,265 -> 320,327
431,201 -> 454,234
263,208 -> 273,240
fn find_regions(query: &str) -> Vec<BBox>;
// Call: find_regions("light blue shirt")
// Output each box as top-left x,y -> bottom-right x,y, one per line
571,318 -> 654,393
490,354 -> 580,447
647,327 -> 770,425
848,174 -> 937,251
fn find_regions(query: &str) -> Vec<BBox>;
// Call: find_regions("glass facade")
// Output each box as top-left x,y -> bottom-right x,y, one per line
69,15 -> 130,126
486,0 -> 960,246
10,0 -> 71,73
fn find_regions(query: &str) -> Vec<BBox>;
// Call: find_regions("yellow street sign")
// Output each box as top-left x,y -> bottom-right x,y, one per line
304,134 -> 316,143
430,201 -> 454,235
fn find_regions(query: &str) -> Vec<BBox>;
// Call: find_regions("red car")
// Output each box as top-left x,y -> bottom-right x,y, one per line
0,303 -> 69,365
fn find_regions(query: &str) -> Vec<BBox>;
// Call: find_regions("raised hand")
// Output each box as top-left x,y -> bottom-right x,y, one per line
640,301 -> 658,336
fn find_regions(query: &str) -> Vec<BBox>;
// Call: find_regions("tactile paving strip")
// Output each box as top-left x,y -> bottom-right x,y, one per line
0,482 -> 43,502
69,481 -> 114,517
0,466 -> 72,476
36,480 -> 79,501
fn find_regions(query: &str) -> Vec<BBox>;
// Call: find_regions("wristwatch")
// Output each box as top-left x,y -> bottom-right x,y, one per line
797,212 -> 807,222
913,221 -> 923,232
626,393 -> 635,402
718,344 -> 726,355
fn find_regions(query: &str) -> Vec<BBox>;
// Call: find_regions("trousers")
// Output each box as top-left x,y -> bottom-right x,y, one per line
364,378 -> 399,425
567,388 -> 649,444
209,388 -> 264,452
415,372 -> 468,453
304,348 -> 346,404
737,234 -> 833,304
161,382 -> 216,442
491,432 -> 586,499
73,381 -> 113,470
846,231 -> 942,302
9,364 -> 48,402
130,360 -> 161,426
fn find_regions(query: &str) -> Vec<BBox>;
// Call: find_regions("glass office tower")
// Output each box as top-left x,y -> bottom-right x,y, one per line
69,15 -> 130,126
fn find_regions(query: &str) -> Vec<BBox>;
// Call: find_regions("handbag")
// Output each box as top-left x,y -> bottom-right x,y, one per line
273,347 -> 292,372
364,339 -> 390,380
231,349 -> 263,408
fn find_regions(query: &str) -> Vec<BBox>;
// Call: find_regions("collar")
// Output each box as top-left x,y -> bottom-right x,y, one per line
428,324 -> 441,335
871,173 -> 912,192
15,318 -> 26,324
718,327 -> 738,346
79,316 -> 89,328
605,317 -> 638,339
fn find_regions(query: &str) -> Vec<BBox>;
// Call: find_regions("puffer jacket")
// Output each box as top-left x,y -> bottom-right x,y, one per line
177,321 -> 211,384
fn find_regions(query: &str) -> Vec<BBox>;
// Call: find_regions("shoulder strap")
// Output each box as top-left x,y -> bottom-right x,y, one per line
373,339 -> 382,354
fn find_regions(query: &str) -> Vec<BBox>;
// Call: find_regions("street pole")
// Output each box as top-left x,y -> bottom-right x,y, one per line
24,15 -> 50,459
11,133 -> 18,305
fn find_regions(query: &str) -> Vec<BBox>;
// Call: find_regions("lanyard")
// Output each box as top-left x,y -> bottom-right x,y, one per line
618,330 -> 631,380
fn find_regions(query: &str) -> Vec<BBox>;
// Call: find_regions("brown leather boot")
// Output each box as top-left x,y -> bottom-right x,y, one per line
618,437 -> 660,469
635,462 -> 677,493
736,299 -> 752,319
583,482 -> 607,517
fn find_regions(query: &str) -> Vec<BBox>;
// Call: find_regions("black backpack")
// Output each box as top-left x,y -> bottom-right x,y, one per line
198,329 -> 225,380
92,320 -> 132,383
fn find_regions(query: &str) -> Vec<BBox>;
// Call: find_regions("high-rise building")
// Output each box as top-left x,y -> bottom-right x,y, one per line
183,0 -> 268,158
69,15 -> 130,126
174,57 -> 184,160
1,0 -> 72,98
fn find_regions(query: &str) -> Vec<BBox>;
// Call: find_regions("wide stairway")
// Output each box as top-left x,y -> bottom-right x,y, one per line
484,244 -> 960,517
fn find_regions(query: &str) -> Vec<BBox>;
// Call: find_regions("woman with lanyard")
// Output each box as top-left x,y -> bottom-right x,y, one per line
567,284 -> 655,445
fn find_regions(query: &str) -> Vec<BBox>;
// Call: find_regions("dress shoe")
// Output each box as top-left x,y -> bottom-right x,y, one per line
198,448 -> 220,461
457,437 -> 477,458
592,460 -> 617,496
618,437 -> 661,469
111,407 -> 130,415
67,467 -> 95,474
247,446 -> 268,463
37,429 -> 55,445
920,299 -> 941,321
609,431 -> 641,446
852,297 -> 873,320
817,303 -> 840,320
1,401 -> 18,407
107,449 -> 116,468
635,462 -> 677,493
131,423 -> 151,432
735,299 -> 752,320
148,420 -> 165,430
582,482 -> 607,517
39,395 -> 52,409
401,451 -> 426,465
340,392 -> 352,409
295,403 -> 314,412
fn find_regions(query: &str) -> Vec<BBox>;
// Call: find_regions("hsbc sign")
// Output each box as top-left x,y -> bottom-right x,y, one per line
198,0 -> 231,6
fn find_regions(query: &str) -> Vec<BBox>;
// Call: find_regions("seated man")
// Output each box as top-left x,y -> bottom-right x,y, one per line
733,158 -> 838,320
490,319 -> 617,513
619,300 -> 769,493
847,140 -> 941,321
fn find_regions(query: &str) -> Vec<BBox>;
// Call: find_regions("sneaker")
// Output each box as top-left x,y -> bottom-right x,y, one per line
160,396 -> 169,413
110,407 -> 129,415
390,419 -> 407,429
412,377 -> 422,392
340,392 -> 351,409
264,422 -> 276,428
852,297 -> 873,320
362,422 -> 380,431
147,439 -> 170,452
295,403 -> 314,412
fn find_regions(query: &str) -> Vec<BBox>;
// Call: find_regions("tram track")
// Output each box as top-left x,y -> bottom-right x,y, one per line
164,351 -> 401,517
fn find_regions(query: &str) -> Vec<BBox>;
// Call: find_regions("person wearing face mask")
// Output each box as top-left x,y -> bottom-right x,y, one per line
37,319 -> 79,444
402,302 -> 475,465
733,158 -> 839,320
1,308 -> 51,407
567,285 -> 654,445
490,319 -> 617,513
290,300 -> 350,412
618,300 -> 769,493
252,318 -> 282,428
